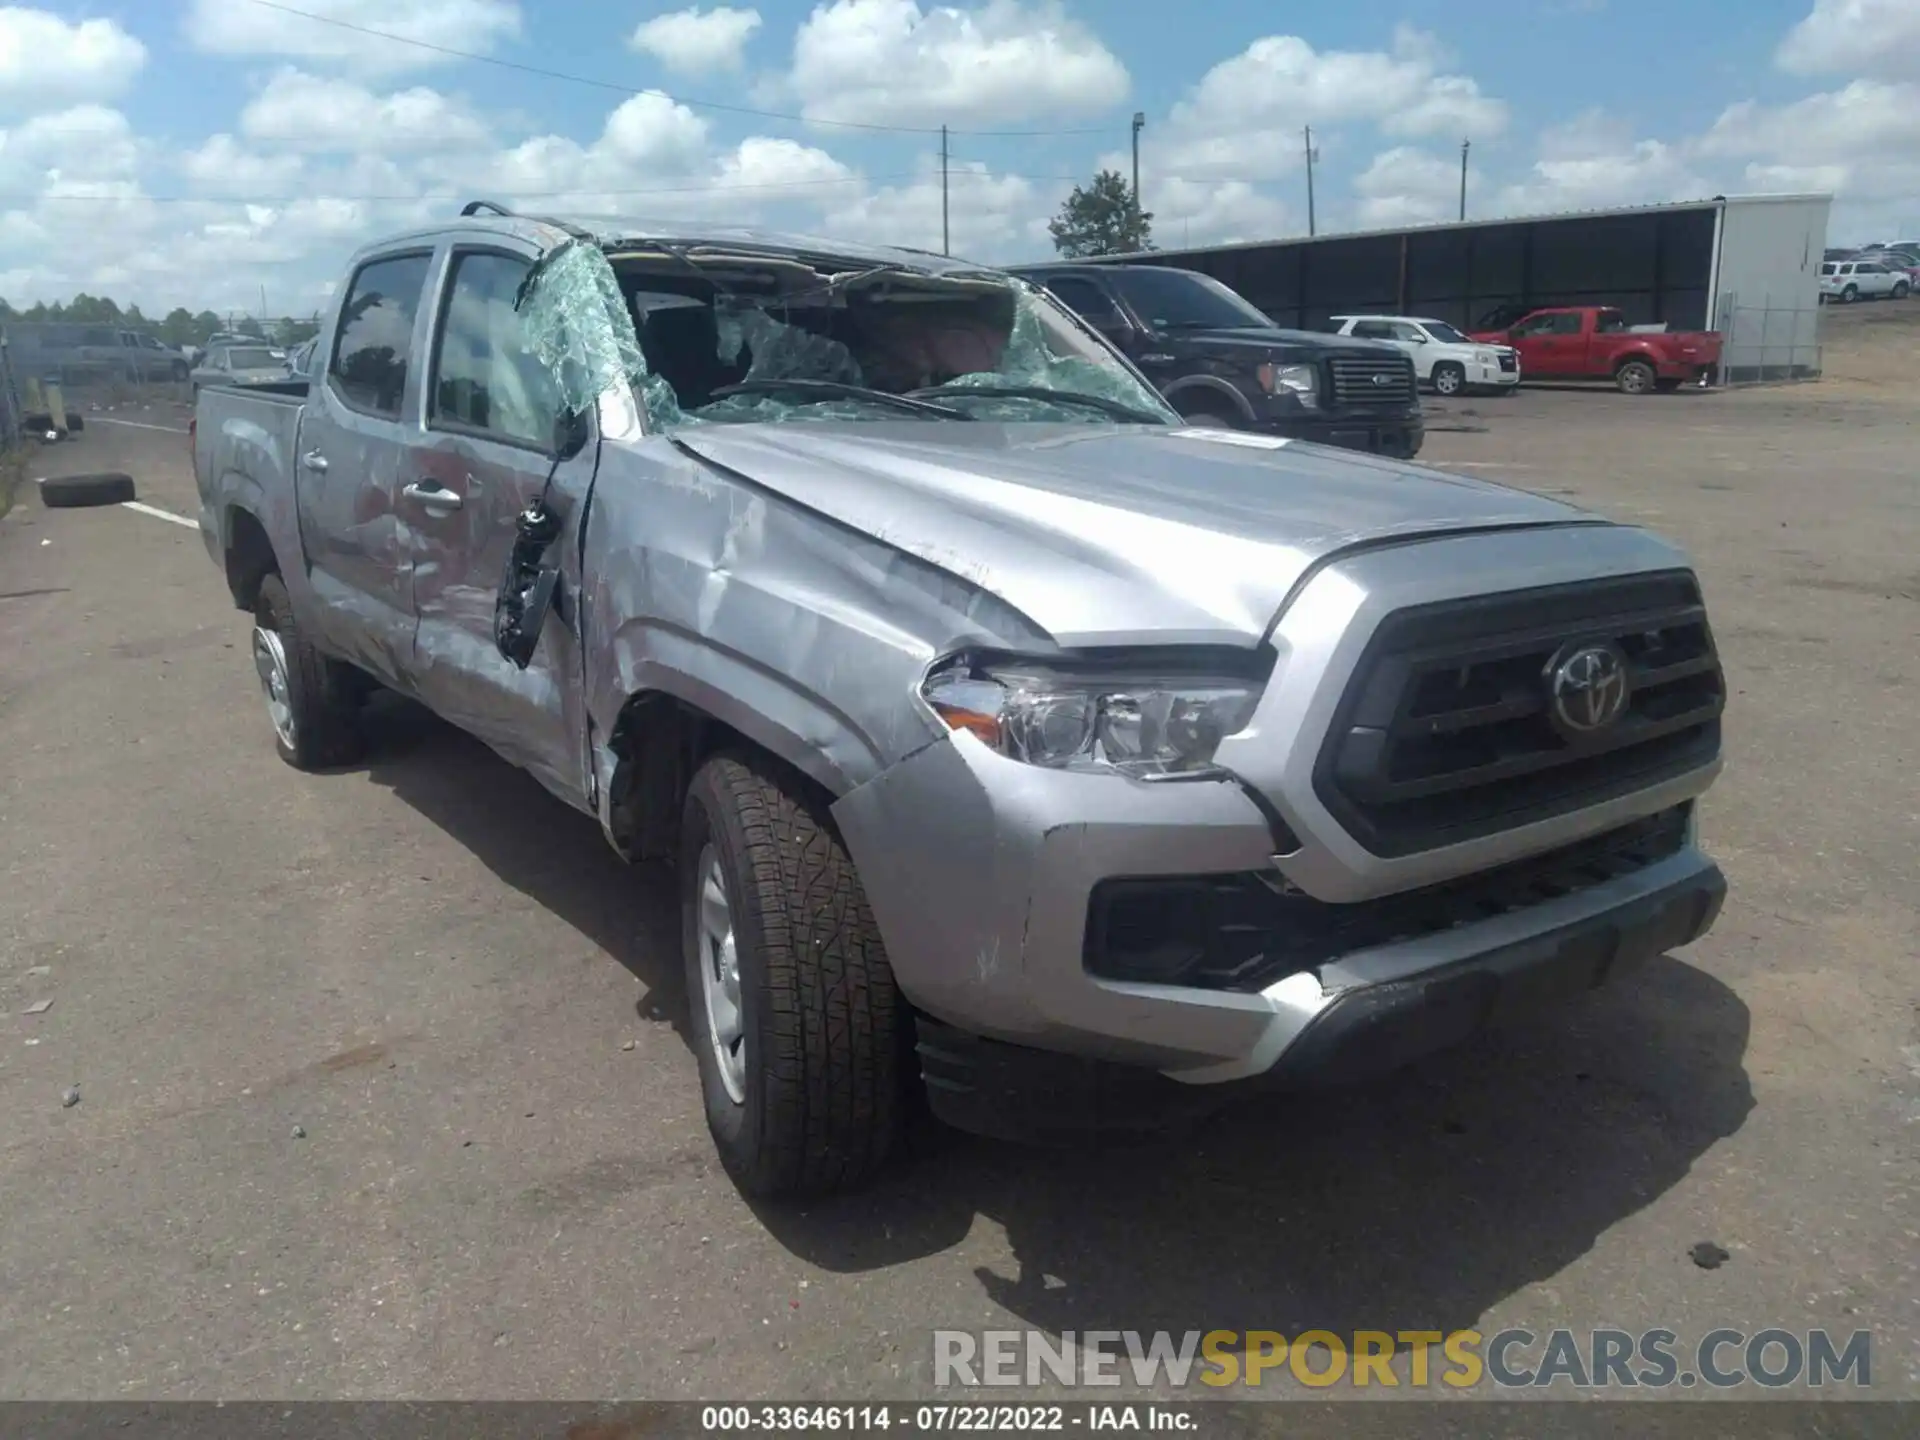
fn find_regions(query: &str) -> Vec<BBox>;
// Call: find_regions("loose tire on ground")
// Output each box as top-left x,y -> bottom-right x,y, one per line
1430,361 -> 1466,397
252,573 -> 365,770
1615,358 -> 1657,395
681,751 -> 908,1199
38,471 -> 135,508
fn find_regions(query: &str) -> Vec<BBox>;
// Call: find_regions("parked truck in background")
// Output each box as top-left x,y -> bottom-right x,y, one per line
192,206 -> 1729,1198
1010,262 -> 1426,458
1470,306 -> 1722,393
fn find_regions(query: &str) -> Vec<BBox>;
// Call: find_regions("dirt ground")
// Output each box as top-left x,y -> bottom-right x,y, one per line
0,302 -> 1915,1409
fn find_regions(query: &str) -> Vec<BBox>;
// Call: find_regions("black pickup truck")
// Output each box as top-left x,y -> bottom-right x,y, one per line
1008,262 -> 1424,460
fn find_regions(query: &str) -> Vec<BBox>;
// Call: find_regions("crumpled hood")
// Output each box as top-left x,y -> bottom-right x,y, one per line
670,421 -> 1601,648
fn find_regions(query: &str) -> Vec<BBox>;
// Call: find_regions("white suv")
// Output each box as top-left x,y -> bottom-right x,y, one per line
1328,315 -> 1520,396
1820,260 -> 1910,303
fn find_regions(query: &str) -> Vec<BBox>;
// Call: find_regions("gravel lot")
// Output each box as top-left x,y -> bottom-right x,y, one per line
1,306 -> 1915,1405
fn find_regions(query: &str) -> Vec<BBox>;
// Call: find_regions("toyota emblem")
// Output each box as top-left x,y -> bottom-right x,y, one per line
1546,643 -> 1631,735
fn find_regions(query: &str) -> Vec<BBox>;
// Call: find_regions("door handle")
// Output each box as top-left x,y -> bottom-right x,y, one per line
403,481 -> 464,512
300,450 -> 328,473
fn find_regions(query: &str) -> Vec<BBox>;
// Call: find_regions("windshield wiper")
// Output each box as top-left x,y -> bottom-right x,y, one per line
908,384 -> 1167,425
707,377 -> 974,419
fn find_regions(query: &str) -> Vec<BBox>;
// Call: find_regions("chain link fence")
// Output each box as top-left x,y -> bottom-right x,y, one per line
1712,294 -> 1823,386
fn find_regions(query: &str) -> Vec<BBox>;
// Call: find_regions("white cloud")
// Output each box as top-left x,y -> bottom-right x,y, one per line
179,134 -> 310,197
1777,0 -> 1920,82
1698,80 -> 1920,167
1353,147 -> 1461,228
0,8 -> 146,118
787,0 -> 1129,127
1496,111 -> 1709,214
182,0 -> 523,75
630,6 -> 762,74
826,159 -> 1039,258
1160,25 -> 1507,184
239,68 -> 490,153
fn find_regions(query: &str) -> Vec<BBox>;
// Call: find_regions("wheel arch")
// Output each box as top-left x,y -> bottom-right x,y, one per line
1162,375 -> 1256,423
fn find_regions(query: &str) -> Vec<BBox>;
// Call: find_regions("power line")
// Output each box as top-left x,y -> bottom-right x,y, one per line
6,172 -> 916,205
244,0 -> 1118,139
2,167 -> 1099,208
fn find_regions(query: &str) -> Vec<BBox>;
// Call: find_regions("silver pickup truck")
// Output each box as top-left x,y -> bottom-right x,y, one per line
194,204 -> 1728,1198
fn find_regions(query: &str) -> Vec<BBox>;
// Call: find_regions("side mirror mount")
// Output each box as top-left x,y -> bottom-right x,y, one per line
553,404 -> 591,462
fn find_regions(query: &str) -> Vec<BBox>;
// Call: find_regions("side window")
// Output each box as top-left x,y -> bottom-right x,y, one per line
1350,321 -> 1394,340
1509,314 -> 1551,337
1390,322 -> 1426,342
428,250 -> 564,449
330,252 -> 432,418
1547,313 -> 1585,335
1043,277 -> 1127,328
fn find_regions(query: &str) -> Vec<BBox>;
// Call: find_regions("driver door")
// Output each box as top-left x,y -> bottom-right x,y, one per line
402,243 -> 600,809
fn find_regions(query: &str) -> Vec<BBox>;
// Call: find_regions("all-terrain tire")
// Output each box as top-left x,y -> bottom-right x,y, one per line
252,573 -> 365,770
1615,358 -> 1657,395
38,472 -> 134,508
681,751 -> 908,1200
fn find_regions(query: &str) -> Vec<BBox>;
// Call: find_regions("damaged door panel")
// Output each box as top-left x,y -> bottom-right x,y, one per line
405,243 -> 600,806
294,247 -> 438,684
196,205 -> 1729,1198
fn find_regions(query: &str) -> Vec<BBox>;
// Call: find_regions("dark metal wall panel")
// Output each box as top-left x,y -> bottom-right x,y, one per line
1094,206 -> 1720,332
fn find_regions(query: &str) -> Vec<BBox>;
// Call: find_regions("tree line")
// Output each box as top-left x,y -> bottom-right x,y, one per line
0,293 -> 323,349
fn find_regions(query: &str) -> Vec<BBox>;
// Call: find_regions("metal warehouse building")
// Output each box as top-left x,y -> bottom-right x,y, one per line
1078,193 -> 1832,384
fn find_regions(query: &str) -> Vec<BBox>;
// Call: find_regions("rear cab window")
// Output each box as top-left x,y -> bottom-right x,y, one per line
329,251 -> 434,418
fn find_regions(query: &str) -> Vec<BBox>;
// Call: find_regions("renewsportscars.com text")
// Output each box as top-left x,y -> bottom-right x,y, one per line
933,1328 -> 1872,1391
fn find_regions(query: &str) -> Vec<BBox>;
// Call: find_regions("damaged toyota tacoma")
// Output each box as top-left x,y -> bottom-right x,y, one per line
193,203 -> 1730,1199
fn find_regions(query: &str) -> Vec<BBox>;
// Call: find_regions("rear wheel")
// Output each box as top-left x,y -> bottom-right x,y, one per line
1841,283 -> 1858,303
1615,358 -> 1657,395
681,752 -> 908,1199
252,573 -> 364,770
1430,362 -> 1466,397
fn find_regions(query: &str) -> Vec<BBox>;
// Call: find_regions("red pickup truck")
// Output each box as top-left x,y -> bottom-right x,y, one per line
1469,306 -> 1721,394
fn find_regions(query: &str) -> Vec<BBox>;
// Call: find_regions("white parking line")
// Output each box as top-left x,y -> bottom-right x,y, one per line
122,501 -> 199,530
92,417 -> 190,435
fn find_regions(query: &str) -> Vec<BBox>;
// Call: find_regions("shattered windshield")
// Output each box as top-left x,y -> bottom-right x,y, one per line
512,237 -> 1180,432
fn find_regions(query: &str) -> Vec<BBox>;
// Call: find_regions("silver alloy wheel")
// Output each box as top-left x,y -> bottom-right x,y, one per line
252,625 -> 296,749
696,843 -> 747,1105
1433,365 -> 1463,396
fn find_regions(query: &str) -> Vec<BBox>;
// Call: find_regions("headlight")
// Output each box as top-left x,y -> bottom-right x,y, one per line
921,659 -> 1263,778
1255,362 -> 1318,408
1476,350 -> 1497,364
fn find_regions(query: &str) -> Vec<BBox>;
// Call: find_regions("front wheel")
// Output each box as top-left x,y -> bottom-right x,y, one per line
1430,362 -> 1466,397
1894,281 -> 1911,299
252,573 -> 365,770
1615,358 -> 1657,395
681,752 -> 908,1199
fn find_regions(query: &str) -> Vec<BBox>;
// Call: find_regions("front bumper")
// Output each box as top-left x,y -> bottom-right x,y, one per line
914,846 -> 1723,1142
1254,408 -> 1425,459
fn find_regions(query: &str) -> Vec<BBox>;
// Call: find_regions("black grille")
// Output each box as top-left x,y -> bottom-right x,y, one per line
1327,351 -> 1417,408
1084,805 -> 1693,992
1314,571 -> 1724,858
1497,352 -> 1518,373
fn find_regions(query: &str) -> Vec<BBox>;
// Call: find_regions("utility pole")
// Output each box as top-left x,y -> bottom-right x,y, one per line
1131,111 -> 1146,246
940,125 -> 950,256
1304,126 -> 1319,237
1459,138 -> 1470,222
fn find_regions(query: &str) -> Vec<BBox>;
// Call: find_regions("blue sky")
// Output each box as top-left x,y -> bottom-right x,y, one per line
2,0 -> 1916,314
